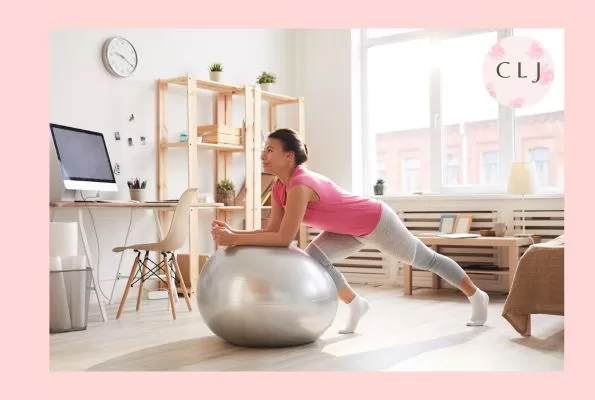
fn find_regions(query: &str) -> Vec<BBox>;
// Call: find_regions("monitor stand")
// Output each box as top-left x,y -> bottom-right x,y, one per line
61,188 -> 78,202
61,189 -> 100,202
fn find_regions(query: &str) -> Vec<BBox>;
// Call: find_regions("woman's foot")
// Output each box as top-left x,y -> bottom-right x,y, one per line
466,289 -> 489,326
339,296 -> 370,334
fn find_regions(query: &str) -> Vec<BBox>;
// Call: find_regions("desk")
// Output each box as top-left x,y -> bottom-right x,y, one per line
403,236 -> 533,295
50,201 -> 223,321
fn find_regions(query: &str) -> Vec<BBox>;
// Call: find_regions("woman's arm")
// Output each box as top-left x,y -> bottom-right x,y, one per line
230,193 -> 285,234
212,184 -> 310,247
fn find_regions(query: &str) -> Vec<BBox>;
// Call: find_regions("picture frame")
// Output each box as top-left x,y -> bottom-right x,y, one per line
454,215 -> 473,234
439,214 -> 457,234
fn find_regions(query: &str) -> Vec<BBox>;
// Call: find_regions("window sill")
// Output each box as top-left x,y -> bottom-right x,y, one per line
374,193 -> 564,201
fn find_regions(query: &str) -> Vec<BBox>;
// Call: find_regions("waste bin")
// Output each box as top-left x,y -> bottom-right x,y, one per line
50,267 -> 92,333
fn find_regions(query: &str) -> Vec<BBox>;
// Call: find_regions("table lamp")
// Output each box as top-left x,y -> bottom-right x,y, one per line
507,161 -> 538,237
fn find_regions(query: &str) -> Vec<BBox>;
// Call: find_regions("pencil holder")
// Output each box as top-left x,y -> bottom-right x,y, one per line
129,189 -> 146,202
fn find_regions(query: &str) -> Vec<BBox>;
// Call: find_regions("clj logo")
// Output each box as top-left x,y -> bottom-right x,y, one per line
483,36 -> 554,108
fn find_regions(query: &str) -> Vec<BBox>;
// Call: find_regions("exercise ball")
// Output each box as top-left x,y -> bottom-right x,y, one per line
197,245 -> 338,347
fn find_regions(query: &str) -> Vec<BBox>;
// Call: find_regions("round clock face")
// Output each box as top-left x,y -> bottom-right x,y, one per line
102,37 -> 138,77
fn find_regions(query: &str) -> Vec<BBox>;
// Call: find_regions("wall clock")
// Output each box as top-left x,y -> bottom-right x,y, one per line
102,36 -> 138,78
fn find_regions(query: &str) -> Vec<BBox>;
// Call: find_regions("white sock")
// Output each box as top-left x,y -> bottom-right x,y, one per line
339,296 -> 369,334
466,289 -> 489,326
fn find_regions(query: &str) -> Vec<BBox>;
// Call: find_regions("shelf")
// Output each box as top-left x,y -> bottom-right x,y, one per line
161,76 -> 245,95
217,206 -> 244,211
260,90 -> 300,105
160,75 -> 299,104
217,205 -> 272,212
461,268 -> 508,275
157,74 -> 306,296
162,142 -> 244,152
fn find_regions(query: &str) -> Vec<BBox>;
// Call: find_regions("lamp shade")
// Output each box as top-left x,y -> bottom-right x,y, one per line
507,162 -> 538,195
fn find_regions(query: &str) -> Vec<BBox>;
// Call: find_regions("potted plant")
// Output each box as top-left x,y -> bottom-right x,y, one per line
216,179 -> 235,206
128,178 -> 147,202
209,63 -> 223,81
373,179 -> 385,196
256,71 -> 276,91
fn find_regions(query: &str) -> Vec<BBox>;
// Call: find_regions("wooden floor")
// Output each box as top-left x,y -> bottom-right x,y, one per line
50,285 -> 564,371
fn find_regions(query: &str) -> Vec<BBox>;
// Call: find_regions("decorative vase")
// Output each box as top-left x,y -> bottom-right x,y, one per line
373,184 -> 384,196
216,189 -> 235,206
260,83 -> 271,91
130,189 -> 146,202
210,71 -> 222,81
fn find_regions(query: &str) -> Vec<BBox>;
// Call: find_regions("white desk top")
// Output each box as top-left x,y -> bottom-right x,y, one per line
50,201 -> 225,209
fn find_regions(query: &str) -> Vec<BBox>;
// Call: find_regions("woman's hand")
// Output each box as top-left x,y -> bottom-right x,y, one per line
212,219 -> 231,231
211,224 -> 237,246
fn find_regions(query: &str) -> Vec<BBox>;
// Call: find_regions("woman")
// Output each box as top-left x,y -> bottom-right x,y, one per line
211,128 -> 489,334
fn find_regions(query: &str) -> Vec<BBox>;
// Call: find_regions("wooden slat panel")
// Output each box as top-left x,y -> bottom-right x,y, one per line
438,247 -> 495,254
518,229 -> 565,236
303,228 -> 385,273
304,205 -> 563,278
512,207 -> 564,239
336,266 -> 384,273
512,220 -> 564,227
516,211 -> 564,218
449,255 -> 497,263
337,259 -> 383,266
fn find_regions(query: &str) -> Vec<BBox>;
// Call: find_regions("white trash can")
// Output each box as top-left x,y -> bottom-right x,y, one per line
50,267 -> 92,333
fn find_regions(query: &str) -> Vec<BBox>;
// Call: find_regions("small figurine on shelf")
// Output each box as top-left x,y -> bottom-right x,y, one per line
128,178 -> 147,202
256,71 -> 276,91
209,63 -> 223,82
216,179 -> 235,206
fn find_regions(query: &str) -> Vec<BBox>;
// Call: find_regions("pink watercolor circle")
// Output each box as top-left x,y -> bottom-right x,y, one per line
483,35 -> 555,108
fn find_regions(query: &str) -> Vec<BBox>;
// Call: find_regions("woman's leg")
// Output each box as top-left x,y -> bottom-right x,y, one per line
361,202 -> 489,326
305,232 -> 369,333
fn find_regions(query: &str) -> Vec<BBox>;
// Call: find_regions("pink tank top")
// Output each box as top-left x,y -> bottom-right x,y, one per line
272,165 -> 382,237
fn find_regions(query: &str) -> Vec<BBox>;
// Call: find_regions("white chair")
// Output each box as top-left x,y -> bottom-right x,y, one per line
112,188 -> 197,320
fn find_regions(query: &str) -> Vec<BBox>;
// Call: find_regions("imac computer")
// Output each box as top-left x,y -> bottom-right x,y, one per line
50,123 -> 118,201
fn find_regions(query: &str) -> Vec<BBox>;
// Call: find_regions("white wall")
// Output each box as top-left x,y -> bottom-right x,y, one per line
50,29 -> 297,302
294,29 -> 362,192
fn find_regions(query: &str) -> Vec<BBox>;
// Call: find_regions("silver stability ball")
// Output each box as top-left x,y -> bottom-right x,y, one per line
197,245 -> 338,347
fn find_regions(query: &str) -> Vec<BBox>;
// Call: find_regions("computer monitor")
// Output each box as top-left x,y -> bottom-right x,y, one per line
50,123 -> 118,201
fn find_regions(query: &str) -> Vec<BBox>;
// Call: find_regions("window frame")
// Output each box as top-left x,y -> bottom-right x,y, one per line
359,28 -> 563,196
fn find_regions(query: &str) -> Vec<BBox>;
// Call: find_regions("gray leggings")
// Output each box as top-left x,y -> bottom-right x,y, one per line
305,202 -> 467,290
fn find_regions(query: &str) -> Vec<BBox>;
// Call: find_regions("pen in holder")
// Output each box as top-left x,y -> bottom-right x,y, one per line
128,178 -> 147,202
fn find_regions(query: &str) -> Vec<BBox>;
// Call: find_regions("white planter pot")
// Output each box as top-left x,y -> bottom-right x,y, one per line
129,189 -> 146,202
210,71 -> 222,81
260,83 -> 272,91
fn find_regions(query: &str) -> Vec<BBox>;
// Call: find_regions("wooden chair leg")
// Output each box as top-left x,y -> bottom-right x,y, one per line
162,255 -> 177,320
135,251 -> 150,312
173,254 -> 192,311
116,254 -> 140,319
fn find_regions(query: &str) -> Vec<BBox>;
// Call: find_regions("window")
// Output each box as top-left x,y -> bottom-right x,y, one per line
513,28 -> 564,192
528,147 -> 551,186
402,158 -> 421,192
361,28 -> 564,195
440,32 -> 499,187
377,163 -> 386,182
444,154 -> 459,185
482,151 -> 499,185
366,38 -> 431,194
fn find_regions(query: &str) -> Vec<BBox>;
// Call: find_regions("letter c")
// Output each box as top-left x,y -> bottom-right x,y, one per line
497,62 -> 510,78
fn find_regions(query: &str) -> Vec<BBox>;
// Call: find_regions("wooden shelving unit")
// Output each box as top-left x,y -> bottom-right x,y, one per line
253,86 -> 309,247
156,74 -> 306,293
